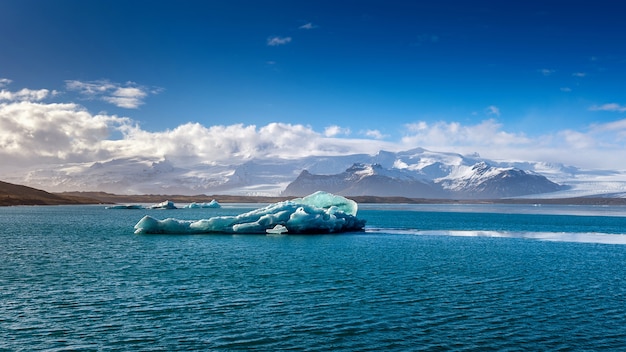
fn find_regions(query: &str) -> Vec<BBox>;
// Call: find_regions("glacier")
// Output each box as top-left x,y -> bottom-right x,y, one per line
133,191 -> 365,234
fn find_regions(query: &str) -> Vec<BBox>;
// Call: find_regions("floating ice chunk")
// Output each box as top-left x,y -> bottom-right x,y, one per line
149,200 -> 177,209
106,204 -> 144,209
134,215 -> 191,234
134,191 -> 365,234
183,200 -> 221,208
266,224 -> 288,235
292,191 -> 358,216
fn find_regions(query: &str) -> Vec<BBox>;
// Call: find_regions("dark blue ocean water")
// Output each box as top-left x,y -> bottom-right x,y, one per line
2,204 -> 626,351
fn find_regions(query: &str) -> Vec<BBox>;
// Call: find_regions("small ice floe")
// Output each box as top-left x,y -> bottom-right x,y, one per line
183,200 -> 221,209
134,191 -> 365,235
105,204 -> 144,209
149,200 -> 177,209
266,224 -> 288,235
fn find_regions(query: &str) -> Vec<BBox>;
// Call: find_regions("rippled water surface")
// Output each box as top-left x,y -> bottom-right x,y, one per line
2,204 -> 626,351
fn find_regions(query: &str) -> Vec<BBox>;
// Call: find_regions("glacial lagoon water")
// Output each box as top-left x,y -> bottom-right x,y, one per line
2,203 -> 626,351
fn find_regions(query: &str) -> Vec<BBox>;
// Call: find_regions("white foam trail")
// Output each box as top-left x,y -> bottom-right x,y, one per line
366,228 -> 626,245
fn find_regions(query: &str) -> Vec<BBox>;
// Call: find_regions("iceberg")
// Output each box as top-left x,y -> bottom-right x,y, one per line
291,191 -> 358,216
134,191 -> 365,234
149,200 -> 177,209
183,200 -> 221,208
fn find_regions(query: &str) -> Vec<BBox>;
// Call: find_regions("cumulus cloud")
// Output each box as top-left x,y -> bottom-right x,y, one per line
589,103 -> 626,113
0,80 -> 56,102
0,100 -> 132,166
267,36 -> 292,46
2,82 -> 626,173
65,80 -> 156,109
0,95 -> 392,169
324,125 -> 351,137
101,121 -> 390,164
0,88 -> 55,102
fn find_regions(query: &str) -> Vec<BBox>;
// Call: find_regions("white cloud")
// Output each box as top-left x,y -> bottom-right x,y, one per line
589,103 -> 626,113
267,36 -> 292,46
0,100 -> 131,165
0,80 -> 59,103
324,125 -> 351,137
398,118 -> 626,169
0,88 -> 54,102
299,23 -> 317,30
590,118 -> 626,133
65,80 -> 114,95
363,129 -> 387,139
560,87 -> 572,92
485,105 -> 500,117
558,129 -> 596,149
2,82 -> 626,174
103,87 -> 148,109
65,80 -> 155,109
0,97 -> 390,168
402,119 -> 530,149
112,121 -> 388,163
572,72 -> 586,77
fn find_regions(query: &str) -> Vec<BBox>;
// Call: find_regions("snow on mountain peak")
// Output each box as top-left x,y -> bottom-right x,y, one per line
4,147 -> 626,198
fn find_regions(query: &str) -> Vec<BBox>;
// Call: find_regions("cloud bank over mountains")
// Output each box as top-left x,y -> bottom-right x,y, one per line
1,79 -> 626,178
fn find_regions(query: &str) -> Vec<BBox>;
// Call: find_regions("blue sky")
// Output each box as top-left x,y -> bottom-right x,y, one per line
1,0 -> 626,171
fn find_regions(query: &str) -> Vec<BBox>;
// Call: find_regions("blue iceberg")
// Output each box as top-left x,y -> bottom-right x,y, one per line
183,200 -> 221,208
133,191 -> 366,234
149,200 -> 177,209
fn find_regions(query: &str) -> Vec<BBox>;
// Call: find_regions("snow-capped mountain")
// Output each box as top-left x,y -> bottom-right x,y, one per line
5,147 -> 626,198
283,163 -> 442,198
436,161 -> 566,198
283,162 -> 564,199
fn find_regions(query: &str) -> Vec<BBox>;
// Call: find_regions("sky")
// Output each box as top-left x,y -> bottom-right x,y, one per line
1,0 -> 626,172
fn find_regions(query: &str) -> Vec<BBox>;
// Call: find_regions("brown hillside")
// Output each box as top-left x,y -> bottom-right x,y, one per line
56,191 -> 626,205
0,181 -> 105,206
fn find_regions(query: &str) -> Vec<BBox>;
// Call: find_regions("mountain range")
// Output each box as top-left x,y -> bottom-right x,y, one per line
283,162 -> 564,199
4,148 -> 626,199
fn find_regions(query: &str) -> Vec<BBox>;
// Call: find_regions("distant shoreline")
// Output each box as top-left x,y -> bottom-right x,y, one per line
58,191 -> 626,206
3,179 -> 626,207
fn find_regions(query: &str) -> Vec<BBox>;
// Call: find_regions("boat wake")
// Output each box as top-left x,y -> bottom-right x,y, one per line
366,228 -> 626,245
